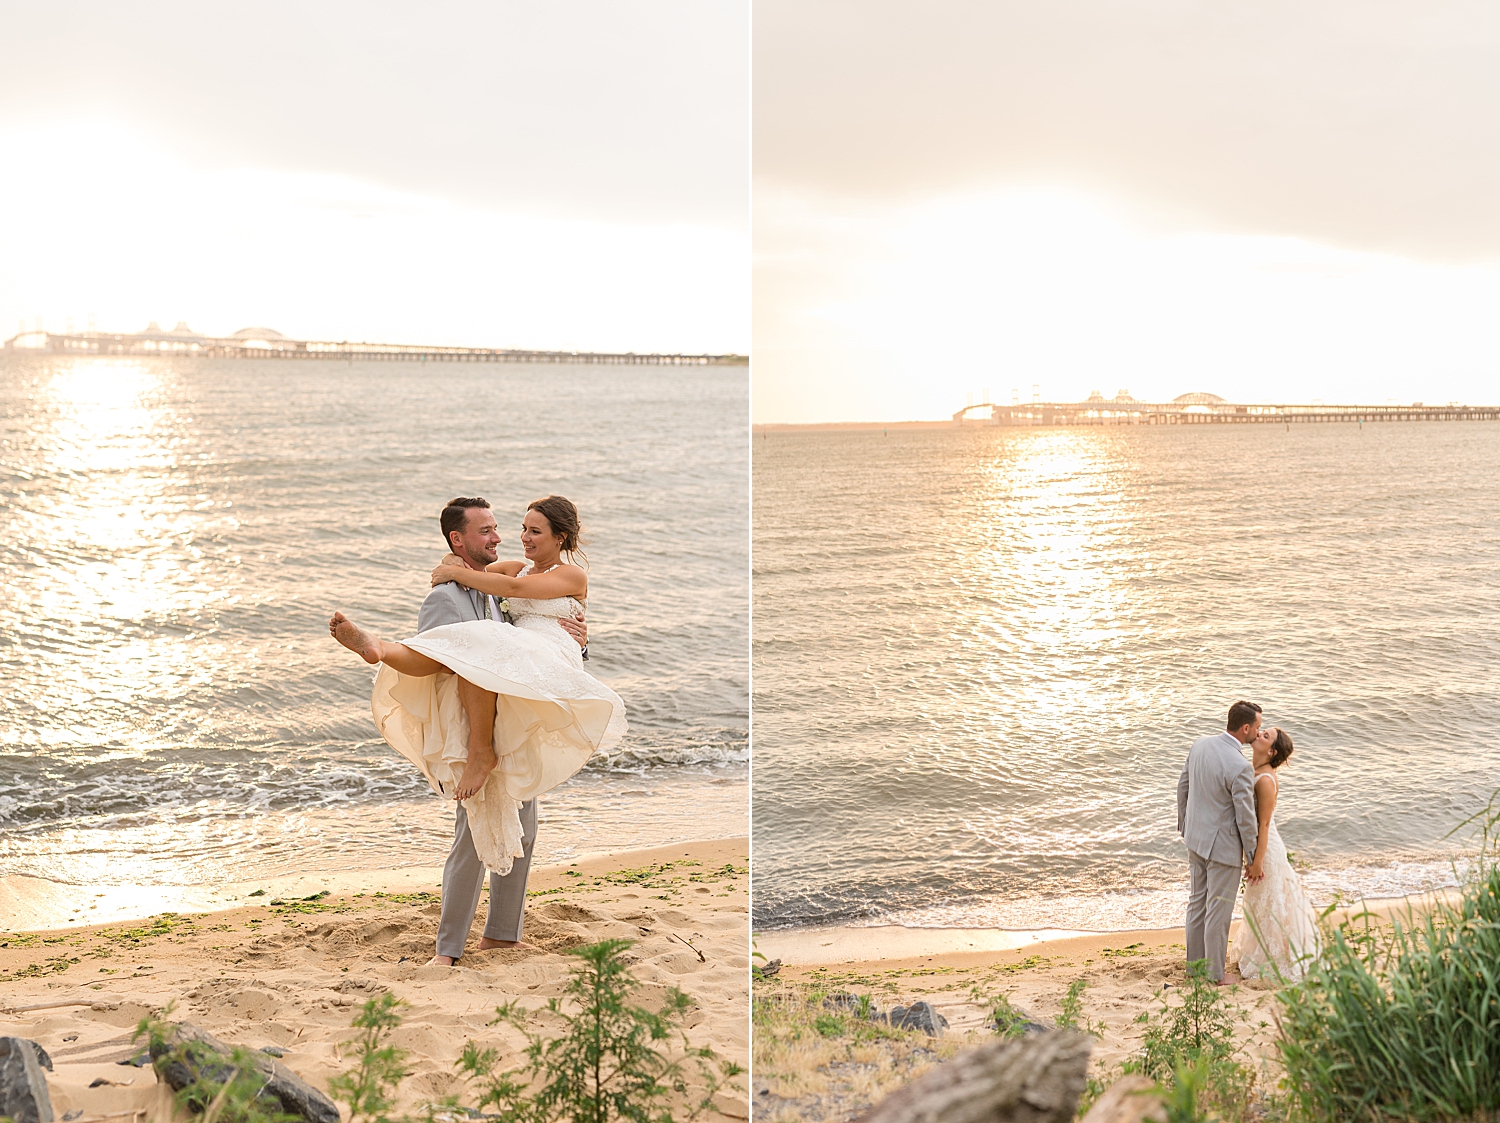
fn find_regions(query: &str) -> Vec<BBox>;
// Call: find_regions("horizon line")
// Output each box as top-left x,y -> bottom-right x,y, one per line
4,326 -> 746,365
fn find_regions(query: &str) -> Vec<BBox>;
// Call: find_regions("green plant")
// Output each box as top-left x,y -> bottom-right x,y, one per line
1055,978 -> 1104,1038
968,984 -> 1031,1040
1160,1059 -> 1214,1123
458,937 -> 728,1122
1123,961 -> 1252,1121
813,1013 -> 844,1037
1075,1074 -> 1110,1118
329,992 -> 410,1122
1275,791 -> 1500,1121
133,1006 -> 294,1123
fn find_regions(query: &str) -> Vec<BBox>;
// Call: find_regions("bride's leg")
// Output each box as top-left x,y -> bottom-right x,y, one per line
329,612 -> 445,675
453,676 -> 499,801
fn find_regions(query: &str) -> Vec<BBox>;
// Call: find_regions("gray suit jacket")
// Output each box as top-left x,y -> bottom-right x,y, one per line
416,581 -> 499,634
1177,731 -> 1259,866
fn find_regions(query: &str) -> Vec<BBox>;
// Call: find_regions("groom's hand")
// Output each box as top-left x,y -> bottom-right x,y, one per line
559,612 -> 588,650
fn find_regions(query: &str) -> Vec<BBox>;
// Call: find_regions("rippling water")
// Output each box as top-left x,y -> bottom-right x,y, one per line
1,355 -> 747,888
752,422 -> 1500,932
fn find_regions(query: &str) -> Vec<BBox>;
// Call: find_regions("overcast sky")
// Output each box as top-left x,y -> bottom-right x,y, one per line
755,0 -> 1500,421
0,1 -> 748,352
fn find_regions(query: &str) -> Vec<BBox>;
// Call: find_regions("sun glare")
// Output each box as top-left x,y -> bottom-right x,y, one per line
756,185 -> 1500,422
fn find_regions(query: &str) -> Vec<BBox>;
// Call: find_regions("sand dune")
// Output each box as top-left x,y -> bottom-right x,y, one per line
0,838 -> 748,1121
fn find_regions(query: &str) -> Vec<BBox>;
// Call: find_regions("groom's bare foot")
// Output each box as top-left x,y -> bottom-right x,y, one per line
453,745 -> 498,801
329,612 -> 383,665
477,937 -> 525,950
426,954 -> 457,966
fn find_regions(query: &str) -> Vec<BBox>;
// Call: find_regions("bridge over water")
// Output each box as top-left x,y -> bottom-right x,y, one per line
3,327 -> 745,366
953,393 -> 1500,426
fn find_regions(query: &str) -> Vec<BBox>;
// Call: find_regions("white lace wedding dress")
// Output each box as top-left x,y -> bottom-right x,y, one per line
369,565 -> 627,875
1233,773 -> 1321,981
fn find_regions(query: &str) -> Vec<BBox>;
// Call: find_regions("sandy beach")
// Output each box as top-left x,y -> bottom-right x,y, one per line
0,837 -> 749,1121
753,893 -> 1450,1121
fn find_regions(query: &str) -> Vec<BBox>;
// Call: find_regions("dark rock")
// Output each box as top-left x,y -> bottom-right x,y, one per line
753,957 -> 782,978
259,1045 -> 286,1057
889,1001 -> 949,1037
63,1113 -> 83,1122
995,1006 -> 1051,1037
150,1022 -> 339,1123
116,1053 -> 151,1066
822,992 -> 886,1021
0,1037 -> 55,1123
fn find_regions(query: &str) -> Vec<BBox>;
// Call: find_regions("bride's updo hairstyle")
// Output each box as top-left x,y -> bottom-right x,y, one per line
528,495 -> 587,567
1268,729 -> 1294,769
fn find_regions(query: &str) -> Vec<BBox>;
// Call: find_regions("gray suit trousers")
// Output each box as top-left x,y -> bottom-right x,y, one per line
436,798 -> 537,960
1186,849 -> 1242,982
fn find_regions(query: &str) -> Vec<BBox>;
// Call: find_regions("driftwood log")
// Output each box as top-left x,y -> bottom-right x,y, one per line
853,1030 -> 1093,1123
1078,1075 -> 1167,1123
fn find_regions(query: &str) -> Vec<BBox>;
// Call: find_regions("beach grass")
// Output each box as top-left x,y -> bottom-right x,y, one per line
1273,796 -> 1500,1122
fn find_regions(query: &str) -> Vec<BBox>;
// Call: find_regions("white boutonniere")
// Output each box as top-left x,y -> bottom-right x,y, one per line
498,598 -> 513,622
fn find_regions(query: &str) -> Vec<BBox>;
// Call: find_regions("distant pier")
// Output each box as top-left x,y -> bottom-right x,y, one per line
954,391 -> 1500,426
3,324 -> 745,366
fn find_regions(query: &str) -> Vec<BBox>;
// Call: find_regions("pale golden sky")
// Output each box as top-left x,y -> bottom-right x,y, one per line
1,2 -> 748,352
755,0 -> 1500,421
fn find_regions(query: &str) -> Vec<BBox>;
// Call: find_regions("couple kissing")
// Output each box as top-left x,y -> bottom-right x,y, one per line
1178,700 -> 1319,985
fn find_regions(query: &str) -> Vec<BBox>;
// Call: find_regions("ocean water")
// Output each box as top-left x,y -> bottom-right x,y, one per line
0,355 -> 747,891
752,422 -> 1500,933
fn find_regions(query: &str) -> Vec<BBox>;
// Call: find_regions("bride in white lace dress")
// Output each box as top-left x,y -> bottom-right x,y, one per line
329,496 -> 625,876
1232,726 -> 1321,981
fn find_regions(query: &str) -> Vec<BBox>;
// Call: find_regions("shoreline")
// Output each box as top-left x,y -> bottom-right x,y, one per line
1,836 -> 749,1120
753,886 -> 1460,968
1,834 -> 748,934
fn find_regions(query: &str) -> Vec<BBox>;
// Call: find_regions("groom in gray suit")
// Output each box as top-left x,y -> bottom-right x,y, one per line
420,497 -> 587,966
1177,700 -> 1262,983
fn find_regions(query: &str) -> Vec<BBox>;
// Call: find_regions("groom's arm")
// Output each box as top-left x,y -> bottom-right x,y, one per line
559,612 -> 588,658
417,583 -> 473,633
1230,762 -> 1259,862
1176,760 -> 1190,835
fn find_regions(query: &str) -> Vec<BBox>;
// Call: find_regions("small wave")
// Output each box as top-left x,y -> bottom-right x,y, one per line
587,734 -> 748,771
755,855 -> 1471,934
0,728 -> 746,832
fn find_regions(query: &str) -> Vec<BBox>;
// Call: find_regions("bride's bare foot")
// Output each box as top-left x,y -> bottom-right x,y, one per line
453,745 -> 498,801
329,612 -> 383,665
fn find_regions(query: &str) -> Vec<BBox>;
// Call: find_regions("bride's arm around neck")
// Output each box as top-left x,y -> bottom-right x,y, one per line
431,558 -> 587,600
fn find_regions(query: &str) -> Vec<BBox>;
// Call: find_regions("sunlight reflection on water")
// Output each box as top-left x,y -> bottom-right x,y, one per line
2,354 -> 747,887
754,422 -> 1500,931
